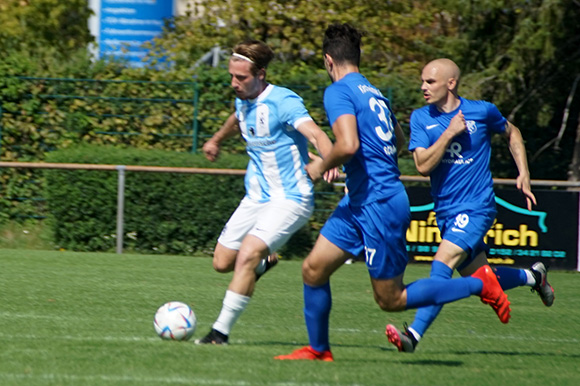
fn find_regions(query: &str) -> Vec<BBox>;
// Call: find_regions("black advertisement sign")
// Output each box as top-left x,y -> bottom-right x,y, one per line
406,186 -> 579,270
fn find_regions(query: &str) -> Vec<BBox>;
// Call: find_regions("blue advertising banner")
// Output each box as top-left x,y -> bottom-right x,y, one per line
89,0 -> 175,67
406,186 -> 579,270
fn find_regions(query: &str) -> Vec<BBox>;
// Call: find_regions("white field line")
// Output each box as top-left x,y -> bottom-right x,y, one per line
0,372 -> 363,386
0,328 -> 577,345
0,311 -> 133,322
0,312 -> 577,345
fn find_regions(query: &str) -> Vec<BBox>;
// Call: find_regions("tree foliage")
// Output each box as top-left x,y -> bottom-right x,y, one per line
0,0 -> 578,182
154,0 -> 449,73
0,0 -> 93,55
151,0 -> 580,179
434,0 -> 580,179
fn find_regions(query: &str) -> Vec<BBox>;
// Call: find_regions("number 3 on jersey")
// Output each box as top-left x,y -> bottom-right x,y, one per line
369,97 -> 394,142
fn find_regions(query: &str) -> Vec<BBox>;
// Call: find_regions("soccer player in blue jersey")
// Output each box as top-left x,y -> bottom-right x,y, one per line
275,24 -> 511,362
196,40 -> 339,345
386,58 -> 555,353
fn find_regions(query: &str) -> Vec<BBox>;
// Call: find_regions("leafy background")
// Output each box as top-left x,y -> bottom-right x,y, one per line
0,0 -> 579,251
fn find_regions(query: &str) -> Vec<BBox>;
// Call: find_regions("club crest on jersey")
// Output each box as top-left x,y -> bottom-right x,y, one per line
466,120 -> 477,134
256,107 -> 269,135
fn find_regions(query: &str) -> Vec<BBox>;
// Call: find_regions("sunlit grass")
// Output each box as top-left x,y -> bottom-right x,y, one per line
0,248 -> 578,385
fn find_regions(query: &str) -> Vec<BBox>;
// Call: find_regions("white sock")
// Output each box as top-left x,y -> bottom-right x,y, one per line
212,290 -> 250,336
525,269 -> 537,286
407,327 -> 421,342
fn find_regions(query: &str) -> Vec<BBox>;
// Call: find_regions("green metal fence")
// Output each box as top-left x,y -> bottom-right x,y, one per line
0,77 -> 210,158
0,76 -> 393,159
0,77 -> 392,221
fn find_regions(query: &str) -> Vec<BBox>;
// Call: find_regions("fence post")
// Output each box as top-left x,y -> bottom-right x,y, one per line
191,81 -> 200,153
116,165 -> 126,254
0,104 -> 3,157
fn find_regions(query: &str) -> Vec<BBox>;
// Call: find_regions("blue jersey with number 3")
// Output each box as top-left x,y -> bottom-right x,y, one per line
324,73 -> 404,206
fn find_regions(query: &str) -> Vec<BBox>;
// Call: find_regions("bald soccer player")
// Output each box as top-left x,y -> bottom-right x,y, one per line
386,58 -> 554,353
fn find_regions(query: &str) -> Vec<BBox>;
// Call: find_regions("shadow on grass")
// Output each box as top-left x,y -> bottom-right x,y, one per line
251,340 -> 390,350
400,359 -> 463,367
255,342 -> 466,366
452,350 -> 580,359
252,340 -> 580,365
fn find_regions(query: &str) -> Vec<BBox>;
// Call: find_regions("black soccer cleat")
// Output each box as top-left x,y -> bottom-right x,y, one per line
194,329 -> 229,345
530,262 -> 555,307
255,253 -> 279,281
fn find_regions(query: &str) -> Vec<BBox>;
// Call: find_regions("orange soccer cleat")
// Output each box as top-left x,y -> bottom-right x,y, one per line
274,345 -> 334,362
472,265 -> 511,324
385,324 -> 417,353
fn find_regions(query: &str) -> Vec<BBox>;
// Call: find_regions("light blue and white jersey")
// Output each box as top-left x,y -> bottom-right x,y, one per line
409,97 -> 507,217
235,84 -> 314,205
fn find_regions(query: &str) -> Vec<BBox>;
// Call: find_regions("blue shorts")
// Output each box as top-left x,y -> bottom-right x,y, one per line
321,190 -> 410,279
437,208 -> 496,271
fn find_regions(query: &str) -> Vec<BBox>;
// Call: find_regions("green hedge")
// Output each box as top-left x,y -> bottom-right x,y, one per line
43,145 -> 343,258
44,145 -> 248,255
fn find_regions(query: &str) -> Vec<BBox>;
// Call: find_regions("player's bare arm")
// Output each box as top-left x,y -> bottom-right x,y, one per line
394,122 -> 406,154
305,114 -> 358,182
203,113 -> 239,162
412,110 -> 466,176
296,120 -> 340,182
504,121 -> 537,210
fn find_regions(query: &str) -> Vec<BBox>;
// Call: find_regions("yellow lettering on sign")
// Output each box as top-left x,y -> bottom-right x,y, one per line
406,214 -> 441,243
407,213 -> 539,247
485,223 -> 538,247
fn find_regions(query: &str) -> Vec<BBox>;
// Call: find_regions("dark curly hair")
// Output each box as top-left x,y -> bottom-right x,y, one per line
322,23 -> 362,66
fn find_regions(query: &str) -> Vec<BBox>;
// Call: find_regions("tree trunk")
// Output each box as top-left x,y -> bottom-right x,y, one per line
568,114 -> 580,189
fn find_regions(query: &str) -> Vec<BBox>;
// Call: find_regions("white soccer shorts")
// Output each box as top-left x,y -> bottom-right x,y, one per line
217,196 -> 314,253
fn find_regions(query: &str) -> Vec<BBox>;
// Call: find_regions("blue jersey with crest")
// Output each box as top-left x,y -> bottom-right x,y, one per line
324,73 -> 404,206
235,84 -> 314,205
409,97 -> 507,216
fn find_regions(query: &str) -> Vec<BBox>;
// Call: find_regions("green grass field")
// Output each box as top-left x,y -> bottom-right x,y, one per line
0,249 -> 578,385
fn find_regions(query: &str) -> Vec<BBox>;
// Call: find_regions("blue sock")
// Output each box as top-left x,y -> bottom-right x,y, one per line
494,267 -> 527,290
406,275 -> 482,309
410,261 -> 453,337
303,282 -> 332,352
430,260 -> 454,280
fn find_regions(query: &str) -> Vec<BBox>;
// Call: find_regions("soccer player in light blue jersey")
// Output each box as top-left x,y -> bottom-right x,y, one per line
386,58 -> 555,353
197,40 -> 339,345
275,24 -> 511,362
